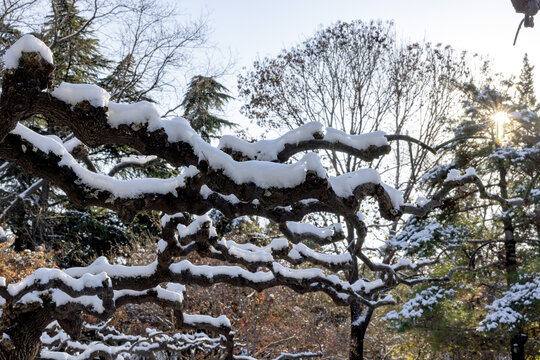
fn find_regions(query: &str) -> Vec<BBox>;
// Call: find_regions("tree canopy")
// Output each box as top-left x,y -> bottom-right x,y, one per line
0,9 -> 538,360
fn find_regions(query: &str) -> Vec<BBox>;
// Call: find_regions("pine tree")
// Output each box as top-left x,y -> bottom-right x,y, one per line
415,80 -> 540,359
182,75 -> 235,141
99,54 -> 151,102
516,53 -> 536,108
43,0 -> 110,84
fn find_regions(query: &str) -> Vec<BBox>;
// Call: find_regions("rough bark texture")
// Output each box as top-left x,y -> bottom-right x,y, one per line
0,309 -> 52,360
499,161 -> 526,360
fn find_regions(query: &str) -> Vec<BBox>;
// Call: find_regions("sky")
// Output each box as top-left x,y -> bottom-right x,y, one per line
181,0 -> 540,131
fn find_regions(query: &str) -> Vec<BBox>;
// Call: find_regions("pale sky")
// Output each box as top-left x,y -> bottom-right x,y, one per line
181,0 -> 540,131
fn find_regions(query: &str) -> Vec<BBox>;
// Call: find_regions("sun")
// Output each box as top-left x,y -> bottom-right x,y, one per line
492,112 -> 509,142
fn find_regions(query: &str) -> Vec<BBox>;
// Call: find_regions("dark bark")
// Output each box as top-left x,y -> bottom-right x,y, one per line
349,301 -> 373,360
0,310 -> 51,360
499,162 -> 527,359
510,332 -> 528,360
349,302 -> 363,360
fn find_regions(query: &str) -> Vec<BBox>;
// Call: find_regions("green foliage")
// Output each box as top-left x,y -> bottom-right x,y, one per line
43,0 -> 110,84
51,210 -> 160,267
517,53 -> 536,108
99,54 -> 151,102
182,75 -> 235,141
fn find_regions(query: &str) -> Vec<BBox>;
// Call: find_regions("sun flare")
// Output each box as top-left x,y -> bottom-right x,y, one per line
492,112 -> 509,141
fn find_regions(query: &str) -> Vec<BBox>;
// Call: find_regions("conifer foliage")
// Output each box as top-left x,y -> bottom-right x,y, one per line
182,75 -> 235,141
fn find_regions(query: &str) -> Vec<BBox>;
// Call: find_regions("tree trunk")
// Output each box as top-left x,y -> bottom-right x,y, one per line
350,325 -> 365,359
349,301 -> 363,360
349,301 -> 374,360
499,164 -> 528,359
0,311 -> 49,360
510,332 -> 528,360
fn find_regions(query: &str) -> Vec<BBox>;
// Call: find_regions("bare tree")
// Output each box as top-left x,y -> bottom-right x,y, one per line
237,20 -> 485,356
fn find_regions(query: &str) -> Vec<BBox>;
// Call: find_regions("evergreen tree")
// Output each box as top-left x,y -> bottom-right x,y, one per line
99,54 -> 151,102
516,53 -> 536,108
43,0 -> 110,84
397,79 -> 540,359
181,75 -> 235,141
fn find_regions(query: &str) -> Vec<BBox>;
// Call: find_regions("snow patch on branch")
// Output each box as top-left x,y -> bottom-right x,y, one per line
286,221 -> 337,239
183,313 -> 231,329
218,124 -> 387,162
382,286 -> 455,324
478,277 -> 540,331
7,268 -> 110,297
329,169 -> 403,208
219,122 -> 324,161
51,83 -> 110,108
17,289 -> 106,313
288,243 -> 351,265
108,101 -> 161,128
444,167 -> 476,182
11,124 -> 200,198
324,128 -> 387,149
3,34 -> 54,69
65,256 -> 157,279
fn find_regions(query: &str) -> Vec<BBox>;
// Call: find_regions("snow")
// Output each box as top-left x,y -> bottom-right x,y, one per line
200,185 -> 241,204
382,183 -> 404,209
382,286 -> 455,323
269,238 -> 289,251
329,168 -> 381,197
444,167 -> 476,182
160,283 -> 186,302
170,260 -> 275,283
158,116 -> 328,188
324,128 -> 388,149
286,221 -> 334,239
108,101 -> 161,128
479,277 -> 539,331
183,313 -> 231,328
351,314 -> 367,326
288,243 -> 351,265
218,239 -> 274,263
272,262 -> 326,281
386,220 -> 465,255
201,151 -> 326,189
50,289 -> 105,313
157,239 -> 168,253
16,289 -> 105,313
41,343 -> 132,360
51,82 -> 110,108
62,137 -> 81,152
351,278 -> 384,294
219,122 -> 324,161
65,256 -> 157,279
43,84 -> 402,196
219,123 -> 387,162
114,283 -> 185,304
119,154 -> 158,165
7,268 -> 110,296
329,169 -> 403,208
489,144 -> 540,165
177,214 -> 216,238
160,212 -> 185,227
3,34 -> 54,69
11,123 -> 201,198
0,295 -> 5,318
